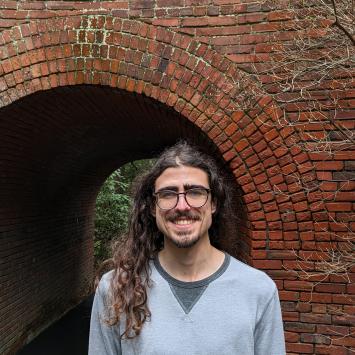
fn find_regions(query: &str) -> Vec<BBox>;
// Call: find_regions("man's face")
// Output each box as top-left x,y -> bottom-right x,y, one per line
153,165 -> 216,249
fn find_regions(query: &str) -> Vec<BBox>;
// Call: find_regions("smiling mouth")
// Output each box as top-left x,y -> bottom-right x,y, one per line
167,212 -> 200,226
173,219 -> 196,225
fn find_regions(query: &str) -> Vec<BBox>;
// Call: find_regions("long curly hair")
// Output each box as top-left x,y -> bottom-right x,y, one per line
98,141 -> 232,339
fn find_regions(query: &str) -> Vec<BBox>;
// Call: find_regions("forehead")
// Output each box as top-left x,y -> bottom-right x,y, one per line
155,166 -> 210,190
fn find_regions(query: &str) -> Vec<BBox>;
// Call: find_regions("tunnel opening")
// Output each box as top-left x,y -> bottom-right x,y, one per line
93,158 -> 156,268
0,85 -> 248,353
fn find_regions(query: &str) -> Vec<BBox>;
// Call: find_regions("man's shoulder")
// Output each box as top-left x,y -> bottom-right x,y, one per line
225,254 -> 277,294
96,270 -> 115,295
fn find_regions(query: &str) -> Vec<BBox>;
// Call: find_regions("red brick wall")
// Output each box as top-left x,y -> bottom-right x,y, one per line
0,1 -> 353,354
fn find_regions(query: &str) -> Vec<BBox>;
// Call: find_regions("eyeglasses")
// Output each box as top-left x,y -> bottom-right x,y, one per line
154,188 -> 210,210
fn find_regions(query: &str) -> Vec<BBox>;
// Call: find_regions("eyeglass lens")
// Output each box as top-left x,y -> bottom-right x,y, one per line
156,189 -> 209,210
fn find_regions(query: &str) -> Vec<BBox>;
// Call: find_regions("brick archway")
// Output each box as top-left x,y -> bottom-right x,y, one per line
0,14 -> 315,229
0,15 -> 321,354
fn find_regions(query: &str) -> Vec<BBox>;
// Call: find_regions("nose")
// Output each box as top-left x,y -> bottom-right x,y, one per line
175,193 -> 191,210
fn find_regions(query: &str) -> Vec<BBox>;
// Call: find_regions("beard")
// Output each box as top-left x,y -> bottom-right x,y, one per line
168,230 -> 200,248
164,210 -> 202,248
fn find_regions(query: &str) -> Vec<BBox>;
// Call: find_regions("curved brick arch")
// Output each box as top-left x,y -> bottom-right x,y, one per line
0,15 -> 324,354
0,15 -> 320,236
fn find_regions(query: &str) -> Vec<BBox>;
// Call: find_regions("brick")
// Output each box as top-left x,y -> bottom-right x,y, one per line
285,331 -> 299,342
333,171 -> 355,180
284,281 -> 313,291
300,313 -> 332,324
317,325 -> 349,336
333,314 -> 355,326
283,311 -> 299,321
152,18 -> 180,27
315,283 -> 346,293
297,302 -> 312,312
315,345 -> 348,354
315,161 -> 343,170
268,11 -> 294,21
332,336 -> 355,347
252,259 -> 282,270
326,202 -> 352,211
332,294 -> 355,305
300,334 -> 331,345
284,321 -> 315,333
286,342 -> 314,354
268,270 -> 297,280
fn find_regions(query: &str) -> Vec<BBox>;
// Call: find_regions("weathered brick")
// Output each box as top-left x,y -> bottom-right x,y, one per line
286,342 -> 314,354
300,334 -> 331,345
0,4 -> 353,355
284,321 -> 315,333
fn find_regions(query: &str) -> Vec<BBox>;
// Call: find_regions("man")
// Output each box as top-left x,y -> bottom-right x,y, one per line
89,141 -> 286,355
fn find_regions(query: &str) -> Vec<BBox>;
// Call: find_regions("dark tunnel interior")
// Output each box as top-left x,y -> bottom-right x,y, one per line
0,85 -> 249,352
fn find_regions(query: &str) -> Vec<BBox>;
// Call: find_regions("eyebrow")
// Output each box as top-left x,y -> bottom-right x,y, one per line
155,184 -> 209,193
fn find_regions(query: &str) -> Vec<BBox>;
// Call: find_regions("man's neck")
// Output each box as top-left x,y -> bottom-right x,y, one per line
158,238 -> 225,282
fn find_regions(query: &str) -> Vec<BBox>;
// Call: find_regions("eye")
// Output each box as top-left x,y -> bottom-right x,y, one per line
158,190 -> 177,199
187,188 -> 206,198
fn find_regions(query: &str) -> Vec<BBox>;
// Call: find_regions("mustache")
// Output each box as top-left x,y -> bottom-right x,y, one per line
166,211 -> 200,222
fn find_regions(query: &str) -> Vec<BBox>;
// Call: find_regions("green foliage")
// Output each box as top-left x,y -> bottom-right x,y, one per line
94,170 -> 130,264
94,159 -> 155,265
119,159 -> 156,190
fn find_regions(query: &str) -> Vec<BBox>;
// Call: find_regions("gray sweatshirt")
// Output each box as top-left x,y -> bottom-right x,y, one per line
89,255 -> 286,355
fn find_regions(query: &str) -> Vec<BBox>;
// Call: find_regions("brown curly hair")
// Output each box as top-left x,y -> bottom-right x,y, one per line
98,141 -> 232,339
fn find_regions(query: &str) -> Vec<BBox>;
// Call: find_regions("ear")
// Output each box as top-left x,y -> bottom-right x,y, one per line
211,200 -> 217,214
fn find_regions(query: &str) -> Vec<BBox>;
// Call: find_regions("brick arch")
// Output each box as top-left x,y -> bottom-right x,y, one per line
0,14 -> 319,231
0,15 -> 322,354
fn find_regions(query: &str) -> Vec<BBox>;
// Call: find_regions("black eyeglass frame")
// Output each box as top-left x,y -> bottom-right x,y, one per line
153,188 -> 211,210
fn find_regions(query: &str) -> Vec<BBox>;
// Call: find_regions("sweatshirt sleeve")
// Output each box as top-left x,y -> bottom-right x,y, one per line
254,288 -> 286,355
88,277 -> 122,355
